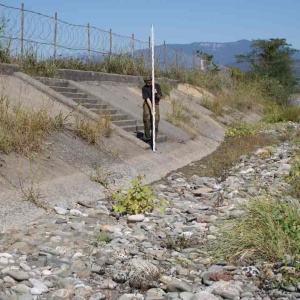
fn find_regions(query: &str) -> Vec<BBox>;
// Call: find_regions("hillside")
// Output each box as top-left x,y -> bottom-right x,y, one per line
160,39 -> 300,72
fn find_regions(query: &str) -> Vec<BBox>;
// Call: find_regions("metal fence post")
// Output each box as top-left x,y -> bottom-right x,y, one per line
109,29 -> 112,60
131,33 -> 134,59
192,50 -> 195,69
21,3 -> 24,58
53,12 -> 57,61
181,49 -> 184,68
175,51 -> 178,69
164,41 -> 167,71
87,23 -> 90,62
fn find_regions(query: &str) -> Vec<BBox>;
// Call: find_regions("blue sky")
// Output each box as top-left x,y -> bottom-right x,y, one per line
4,0 -> 300,49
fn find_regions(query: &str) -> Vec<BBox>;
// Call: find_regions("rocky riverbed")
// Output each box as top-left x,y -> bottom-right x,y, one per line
0,124 -> 300,300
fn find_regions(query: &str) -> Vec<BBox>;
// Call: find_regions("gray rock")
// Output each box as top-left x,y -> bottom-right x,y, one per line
12,283 -> 31,293
89,292 -> 107,300
145,288 -> 166,300
128,214 -> 145,222
180,292 -> 194,300
18,295 -> 34,300
210,281 -> 241,300
118,294 -> 144,300
29,278 -> 48,295
112,271 -> 128,283
53,206 -> 67,215
190,291 -> 219,300
129,258 -> 160,289
167,278 -> 192,292
38,246 -> 60,256
70,221 -> 86,230
5,271 -> 30,281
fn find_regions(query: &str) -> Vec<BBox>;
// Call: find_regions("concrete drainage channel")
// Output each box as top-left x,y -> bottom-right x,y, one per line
38,77 -> 168,144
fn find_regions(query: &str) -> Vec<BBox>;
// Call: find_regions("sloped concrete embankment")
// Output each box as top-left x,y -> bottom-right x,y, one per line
0,69 -> 222,232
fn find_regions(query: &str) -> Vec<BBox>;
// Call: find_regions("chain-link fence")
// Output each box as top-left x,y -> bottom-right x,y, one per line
0,3 -> 202,72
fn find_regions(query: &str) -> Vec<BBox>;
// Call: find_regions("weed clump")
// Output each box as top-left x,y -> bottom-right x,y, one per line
166,99 -> 197,137
215,196 -> 300,263
225,122 -> 260,138
75,114 -> 113,145
0,97 -> 65,156
112,175 -> 156,215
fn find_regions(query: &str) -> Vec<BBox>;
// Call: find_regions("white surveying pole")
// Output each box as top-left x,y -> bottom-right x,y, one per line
151,24 -> 156,152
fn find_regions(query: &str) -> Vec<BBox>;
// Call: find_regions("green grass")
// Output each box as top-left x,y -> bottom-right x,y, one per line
215,196 -> 300,263
263,105 -> 300,123
165,99 -> 197,137
201,96 -> 223,115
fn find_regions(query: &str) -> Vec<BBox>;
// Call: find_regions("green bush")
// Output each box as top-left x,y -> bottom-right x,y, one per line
225,122 -> 259,138
112,175 -> 156,215
260,77 -> 291,105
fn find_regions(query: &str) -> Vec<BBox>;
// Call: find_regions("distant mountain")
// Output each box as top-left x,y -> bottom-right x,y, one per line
162,39 -> 300,73
164,39 -> 252,67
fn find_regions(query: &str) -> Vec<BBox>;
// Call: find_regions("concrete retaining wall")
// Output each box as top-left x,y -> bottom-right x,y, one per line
57,69 -> 178,87
0,63 -> 178,87
0,63 -> 20,75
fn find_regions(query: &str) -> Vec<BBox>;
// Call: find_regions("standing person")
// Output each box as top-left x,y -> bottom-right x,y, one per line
142,76 -> 162,144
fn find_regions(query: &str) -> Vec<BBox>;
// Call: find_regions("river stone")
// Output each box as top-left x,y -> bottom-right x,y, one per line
180,292 -> 194,300
89,292 -> 106,300
6,271 -> 30,281
190,291 -> 219,300
29,278 -> 48,295
145,288 -> 166,300
38,246 -> 60,256
13,283 -> 31,293
19,295 -> 34,300
51,288 -> 75,298
53,206 -> 67,215
210,281 -> 241,299
167,278 -> 192,292
0,253 -> 13,258
118,294 -> 144,300
129,258 -> 160,289
127,214 -> 145,222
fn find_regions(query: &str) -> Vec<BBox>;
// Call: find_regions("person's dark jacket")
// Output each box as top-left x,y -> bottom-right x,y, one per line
142,83 -> 162,104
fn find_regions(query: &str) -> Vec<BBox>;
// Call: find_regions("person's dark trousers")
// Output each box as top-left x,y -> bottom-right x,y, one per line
143,102 -> 160,141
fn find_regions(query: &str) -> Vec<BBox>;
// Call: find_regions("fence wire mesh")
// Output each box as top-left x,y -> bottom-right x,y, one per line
0,3 -> 201,73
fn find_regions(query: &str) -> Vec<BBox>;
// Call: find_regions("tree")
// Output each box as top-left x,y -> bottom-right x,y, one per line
236,38 -> 297,89
196,50 -> 219,72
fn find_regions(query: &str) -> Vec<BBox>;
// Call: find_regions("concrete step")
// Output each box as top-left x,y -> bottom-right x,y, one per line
112,119 -> 139,126
81,103 -> 108,109
40,80 -> 69,87
120,124 -> 144,132
73,98 -> 99,104
91,108 -> 118,115
49,86 -> 78,93
61,92 -> 87,99
103,113 -> 128,121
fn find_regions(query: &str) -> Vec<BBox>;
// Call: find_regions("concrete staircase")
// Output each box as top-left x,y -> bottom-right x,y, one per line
39,78 -> 167,144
